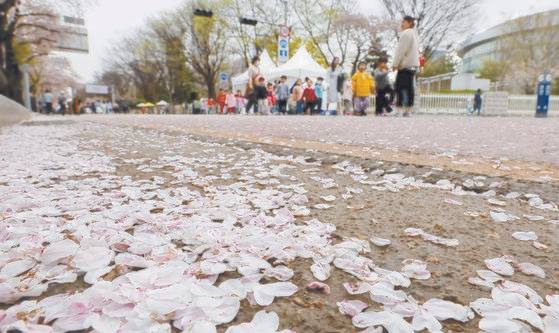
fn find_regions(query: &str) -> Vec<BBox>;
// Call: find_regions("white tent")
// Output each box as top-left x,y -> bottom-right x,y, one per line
231,50 -> 276,93
266,46 -> 327,83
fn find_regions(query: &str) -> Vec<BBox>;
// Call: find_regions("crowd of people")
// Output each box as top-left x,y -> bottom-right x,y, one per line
37,89 -> 131,115
194,15 -> 421,117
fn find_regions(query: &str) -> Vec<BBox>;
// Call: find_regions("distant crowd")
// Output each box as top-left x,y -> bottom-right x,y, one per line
188,15 -> 421,117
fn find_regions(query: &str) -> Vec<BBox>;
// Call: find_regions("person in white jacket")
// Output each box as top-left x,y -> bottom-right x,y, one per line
392,16 -> 420,117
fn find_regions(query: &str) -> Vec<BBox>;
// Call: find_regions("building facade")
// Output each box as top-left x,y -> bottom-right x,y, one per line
459,9 -> 559,74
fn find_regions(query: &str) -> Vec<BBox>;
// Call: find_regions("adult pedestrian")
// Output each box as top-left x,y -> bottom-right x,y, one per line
289,79 -> 304,114
341,74 -> 353,116
393,15 -> 420,117
43,89 -> 53,114
245,56 -> 261,114
58,93 -> 67,116
351,62 -> 375,116
473,89 -> 483,116
275,75 -> 290,115
326,57 -> 343,114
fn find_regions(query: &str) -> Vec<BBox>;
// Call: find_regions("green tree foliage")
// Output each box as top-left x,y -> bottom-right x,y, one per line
420,57 -> 455,77
478,58 -> 508,83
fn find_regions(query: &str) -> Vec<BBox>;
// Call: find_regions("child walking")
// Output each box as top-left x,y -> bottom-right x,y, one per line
254,77 -> 270,115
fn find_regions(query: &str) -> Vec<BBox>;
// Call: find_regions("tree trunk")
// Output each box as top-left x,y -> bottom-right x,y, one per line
4,40 -> 23,103
206,77 -> 216,99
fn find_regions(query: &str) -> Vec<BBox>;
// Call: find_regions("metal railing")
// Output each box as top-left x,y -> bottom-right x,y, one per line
376,93 -> 559,116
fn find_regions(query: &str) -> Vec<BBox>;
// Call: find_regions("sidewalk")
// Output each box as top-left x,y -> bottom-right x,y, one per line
0,95 -> 32,128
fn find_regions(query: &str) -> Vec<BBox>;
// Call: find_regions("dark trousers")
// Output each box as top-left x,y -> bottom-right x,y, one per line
395,69 -> 416,107
45,102 -> 53,114
305,101 -> 316,114
314,98 -> 323,114
278,99 -> 288,114
375,87 -> 394,115
245,94 -> 258,114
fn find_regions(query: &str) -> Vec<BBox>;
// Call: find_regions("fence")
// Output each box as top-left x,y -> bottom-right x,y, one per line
390,93 -> 559,116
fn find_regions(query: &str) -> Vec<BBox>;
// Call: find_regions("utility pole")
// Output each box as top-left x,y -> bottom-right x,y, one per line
281,0 -> 288,28
278,0 -> 290,65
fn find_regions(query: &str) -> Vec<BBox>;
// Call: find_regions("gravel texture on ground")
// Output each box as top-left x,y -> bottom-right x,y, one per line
0,118 -> 558,332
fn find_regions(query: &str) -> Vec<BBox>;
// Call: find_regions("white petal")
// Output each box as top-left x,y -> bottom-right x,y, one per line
87,314 -> 122,333
370,237 -> 391,247
253,282 -> 298,306
370,282 -> 407,305
543,315 -> 559,333
264,265 -> 294,281
401,260 -> 431,280
484,257 -> 514,276
252,310 -> 280,331
187,321 -> 216,333
337,300 -> 369,317
41,239 -> 79,265
219,279 -> 247,298
310,262 -> 331,281
343,282 -> 373,295
479,317 -> 522,333
507,306 -> 544,331
0,259 -> 35,278
200,261 -> 227,275
477,270 -> 504,283
512,232 -> 538,241
412,308 -> 442,332
72,247 -> 114,272
422,298 -> 474,322
517,262 -> 545,279
468,277 -> 495,289
352,311 -> 413,333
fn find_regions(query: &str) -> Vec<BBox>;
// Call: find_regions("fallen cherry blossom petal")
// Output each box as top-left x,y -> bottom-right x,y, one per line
484,257 -> 515,276
306,282 -> 331,294
516,262 -> 545,278
337,300 -> 369,317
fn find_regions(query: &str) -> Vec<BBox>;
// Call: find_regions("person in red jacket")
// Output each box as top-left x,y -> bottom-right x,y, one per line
266,82 -> 277,113
302,78 -> 317,115
216,89 -> 227,114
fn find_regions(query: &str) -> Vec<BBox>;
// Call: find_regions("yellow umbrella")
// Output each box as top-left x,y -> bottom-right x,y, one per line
137,103 -> 146,108
144,102 -> 155,108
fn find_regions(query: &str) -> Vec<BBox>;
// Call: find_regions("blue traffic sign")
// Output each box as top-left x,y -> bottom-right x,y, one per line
219,73 -> 228,82
536,72 -> 552,118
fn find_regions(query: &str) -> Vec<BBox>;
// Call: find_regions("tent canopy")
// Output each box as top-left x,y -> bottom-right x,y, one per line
266,46 -> 327,82
156,100 -> 169,106
231,50 -> 276,91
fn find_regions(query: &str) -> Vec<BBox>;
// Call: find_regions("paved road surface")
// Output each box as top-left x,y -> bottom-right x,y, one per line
78,114 -> 559,166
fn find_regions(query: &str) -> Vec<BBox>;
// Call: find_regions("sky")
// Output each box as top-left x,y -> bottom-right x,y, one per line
64,0 -> 559,82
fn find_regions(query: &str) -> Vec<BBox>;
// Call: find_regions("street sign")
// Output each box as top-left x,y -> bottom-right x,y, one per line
85,84 -> 110,95
536,72 -> 552,118
219,72 -> 229,88
279,25 -> 290,37
278,36 -> 289,65
56,16 -> 89,54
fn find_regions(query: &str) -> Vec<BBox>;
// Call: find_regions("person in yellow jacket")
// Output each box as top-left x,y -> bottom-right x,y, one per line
351,62 -> 375,116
